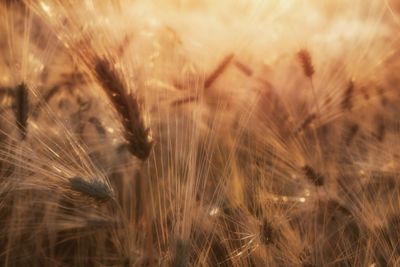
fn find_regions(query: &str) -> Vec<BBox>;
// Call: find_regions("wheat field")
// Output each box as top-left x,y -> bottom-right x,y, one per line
1,0 -> 400,266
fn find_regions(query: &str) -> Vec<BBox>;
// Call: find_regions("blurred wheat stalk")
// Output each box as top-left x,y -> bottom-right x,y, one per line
0,0 -> 400,266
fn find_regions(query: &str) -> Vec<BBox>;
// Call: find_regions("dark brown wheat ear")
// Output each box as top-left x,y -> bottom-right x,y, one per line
69,176 -> 113,202
204,53 -> 235,89
297,49 -> 314,78
341,80 -> 354,111
297,49 -> 321,119
13,82 -> 29,140
94,58 -> 153,161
